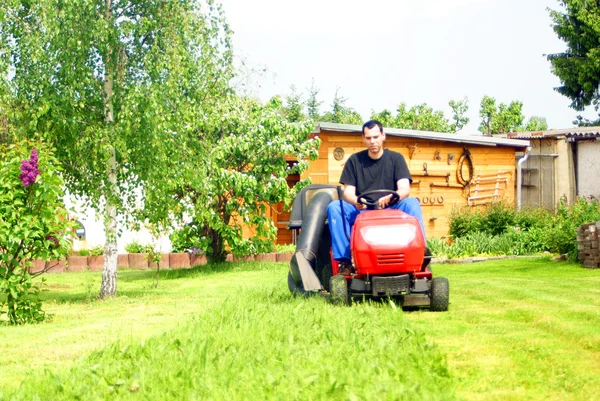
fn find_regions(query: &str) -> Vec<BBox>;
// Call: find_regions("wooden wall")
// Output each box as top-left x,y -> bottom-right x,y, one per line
301,130 -> 520,239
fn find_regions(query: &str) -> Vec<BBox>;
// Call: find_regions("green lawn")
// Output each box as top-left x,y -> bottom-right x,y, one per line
1,258 -> 599,400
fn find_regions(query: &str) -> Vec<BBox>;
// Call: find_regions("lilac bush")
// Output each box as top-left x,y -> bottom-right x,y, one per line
0,139 -> 74,324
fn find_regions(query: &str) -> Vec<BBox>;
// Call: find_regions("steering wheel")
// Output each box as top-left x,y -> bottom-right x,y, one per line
357,189 -> 400,210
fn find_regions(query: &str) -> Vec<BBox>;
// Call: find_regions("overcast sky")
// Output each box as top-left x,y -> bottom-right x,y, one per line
221,0 -> 597,134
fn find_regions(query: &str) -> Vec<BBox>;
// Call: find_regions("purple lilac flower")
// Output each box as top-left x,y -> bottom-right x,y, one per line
46,235 -> 59,249
19,148 -> 40,187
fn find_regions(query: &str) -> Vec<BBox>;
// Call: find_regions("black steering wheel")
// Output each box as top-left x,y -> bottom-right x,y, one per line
358,190 -> 400,210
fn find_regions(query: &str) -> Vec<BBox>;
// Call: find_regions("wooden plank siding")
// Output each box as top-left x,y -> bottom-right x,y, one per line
300,130 -> 519,239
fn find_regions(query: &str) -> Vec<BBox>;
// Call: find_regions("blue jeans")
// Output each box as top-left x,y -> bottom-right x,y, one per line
326,198 -> 426,261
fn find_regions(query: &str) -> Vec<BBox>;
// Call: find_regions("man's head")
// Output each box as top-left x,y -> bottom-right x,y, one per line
362,120 -> 384,135
362,120 -> 385,159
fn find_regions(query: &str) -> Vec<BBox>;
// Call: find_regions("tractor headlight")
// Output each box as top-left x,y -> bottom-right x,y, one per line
360,224 -> 417,246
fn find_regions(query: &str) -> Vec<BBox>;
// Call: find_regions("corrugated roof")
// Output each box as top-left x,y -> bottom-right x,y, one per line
504,126 -> 600,140
315,122 -> 530,149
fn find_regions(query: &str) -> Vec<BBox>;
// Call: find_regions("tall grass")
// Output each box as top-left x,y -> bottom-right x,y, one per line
7,284 -> 454,400
2,259 -> 600,401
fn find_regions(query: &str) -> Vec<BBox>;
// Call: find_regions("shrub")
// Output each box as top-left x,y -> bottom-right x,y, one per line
169,222 -> 210,254
449,206 -> 484,238
88,245 -> 104,257
481,201 -> 515,236
545,197 -> 600,260
124,241 -> 148,254
443,197 -> 600,261
0,139 -> 75,324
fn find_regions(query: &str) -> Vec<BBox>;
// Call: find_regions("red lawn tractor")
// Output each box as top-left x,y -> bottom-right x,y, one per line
287,184 -> 449,311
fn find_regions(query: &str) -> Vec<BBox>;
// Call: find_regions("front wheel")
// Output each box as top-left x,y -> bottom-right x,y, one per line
430,277 -> 449,312
329,275 -> 349,305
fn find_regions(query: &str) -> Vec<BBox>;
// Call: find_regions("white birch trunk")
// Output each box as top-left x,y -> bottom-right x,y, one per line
99,0 -> 119,298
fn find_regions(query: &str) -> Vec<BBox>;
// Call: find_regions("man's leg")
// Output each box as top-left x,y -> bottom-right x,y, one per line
390,197 -> 426,241
326,200 -> 360,261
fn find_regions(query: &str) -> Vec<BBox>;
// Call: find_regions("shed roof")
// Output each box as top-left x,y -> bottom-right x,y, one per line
315,122 -> 530,149
504,126 -> 600,140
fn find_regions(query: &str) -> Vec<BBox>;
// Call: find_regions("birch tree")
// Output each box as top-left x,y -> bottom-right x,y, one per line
1,0 -> 233,297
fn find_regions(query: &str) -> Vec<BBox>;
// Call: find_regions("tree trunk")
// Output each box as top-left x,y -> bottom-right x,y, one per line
204,226 -> 227,263
99,0 -> 118,298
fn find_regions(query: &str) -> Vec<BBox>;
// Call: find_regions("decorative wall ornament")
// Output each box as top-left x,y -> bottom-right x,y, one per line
407,144 -> 418,159
333,147 -> 345,161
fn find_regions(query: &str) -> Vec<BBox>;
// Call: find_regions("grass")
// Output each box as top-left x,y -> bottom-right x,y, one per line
1,258 -> 599,400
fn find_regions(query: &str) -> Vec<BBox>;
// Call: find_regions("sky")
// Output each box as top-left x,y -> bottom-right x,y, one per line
221,0 -> 598,134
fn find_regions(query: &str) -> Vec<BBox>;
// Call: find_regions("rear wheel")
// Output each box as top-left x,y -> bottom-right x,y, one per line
329,275 -> 349,305
321,264 -> 333,292
430,277 -> 449,311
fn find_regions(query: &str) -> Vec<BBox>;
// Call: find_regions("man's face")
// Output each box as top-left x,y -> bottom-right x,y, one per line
362,125 -> 385,155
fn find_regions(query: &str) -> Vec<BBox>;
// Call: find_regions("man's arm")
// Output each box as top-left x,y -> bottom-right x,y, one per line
378,178 -> 411,208
396,178 -> 411,200
343,184 -> 366,210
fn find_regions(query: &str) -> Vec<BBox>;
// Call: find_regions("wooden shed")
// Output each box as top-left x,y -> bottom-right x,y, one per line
271,122 -> 530,243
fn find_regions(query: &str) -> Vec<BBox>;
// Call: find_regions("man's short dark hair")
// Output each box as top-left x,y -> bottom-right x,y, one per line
362,120 -> 383,135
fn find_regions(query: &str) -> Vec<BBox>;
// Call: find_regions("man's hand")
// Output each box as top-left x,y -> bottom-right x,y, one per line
378,194 -> 393,209
355,198 -> 367,210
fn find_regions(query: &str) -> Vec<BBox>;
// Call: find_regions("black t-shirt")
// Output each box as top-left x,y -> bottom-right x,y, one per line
340,149 -> 412,202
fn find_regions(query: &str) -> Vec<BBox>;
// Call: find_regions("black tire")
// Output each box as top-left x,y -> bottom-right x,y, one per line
422,247 -> 432,271
329,275 -> 349,305
321,263 -> 333,292
430,277 -> 449,312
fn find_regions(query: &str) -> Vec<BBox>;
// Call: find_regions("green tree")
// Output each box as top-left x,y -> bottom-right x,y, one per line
395,103 -> 450,132
449,97 -> 469,133
525,116 -> 548,131
168,95 -> 319,262
321,88 -> 363,125
306,78 -> 322,121
548,1 -> 600,117
282,85 -> 305,123
478,96 -> 525,134
479,95 -> 498,135
370,109 -> 396,128
1,0 -> 234,297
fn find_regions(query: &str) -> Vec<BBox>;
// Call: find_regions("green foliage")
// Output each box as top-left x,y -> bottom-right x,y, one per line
321,87 -> 363,125
449,206 -> 484,238
395,103 -> 451,132
169,222 -> 209,254
282,85 -> 305,123
548,1 -> 600,113
160,95 -> 320,262
274,243 -> 295,253
524,116 -> 548,131
478,96 -> 526,134
0,138 -> 74,324
124,241 -> 148,254
306,78 -> 322,121
546,197 -> 600,260
445,198 -> 600,261
371,97 -> 469,133
449,97 -> 470,133
88,245 -> 104,257
1,0 -> 235,297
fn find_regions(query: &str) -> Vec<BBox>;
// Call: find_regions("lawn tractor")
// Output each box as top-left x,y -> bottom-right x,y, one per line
287,184 -> 449,311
